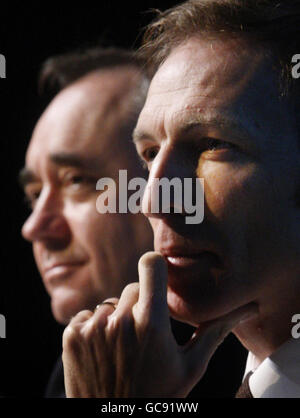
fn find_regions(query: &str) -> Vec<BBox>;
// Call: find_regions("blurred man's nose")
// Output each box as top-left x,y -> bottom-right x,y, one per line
22,188 -> 71,246
142,147 -> 196,220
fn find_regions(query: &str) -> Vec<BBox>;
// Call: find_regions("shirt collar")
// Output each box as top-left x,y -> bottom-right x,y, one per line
244,338 -> 300,398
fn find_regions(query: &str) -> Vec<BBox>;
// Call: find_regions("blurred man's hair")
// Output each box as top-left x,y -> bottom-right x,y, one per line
39,46 -> 146,98
36,46 -> 150,175
37,46 -> 150,136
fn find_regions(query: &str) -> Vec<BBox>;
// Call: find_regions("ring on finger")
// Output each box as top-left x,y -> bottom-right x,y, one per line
94,301 -> 117,312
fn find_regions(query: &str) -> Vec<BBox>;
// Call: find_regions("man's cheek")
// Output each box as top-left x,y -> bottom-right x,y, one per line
33,243 -> 43,271
209,168 -> 261,216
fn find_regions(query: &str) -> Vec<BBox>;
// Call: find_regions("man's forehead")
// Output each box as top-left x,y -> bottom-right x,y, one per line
137,38 -> 259,130
41,73 -> 130,124
135,35 -> 299,154
36,65 -> 142,130
148,36 -> 265,96
28,71 -> 138,158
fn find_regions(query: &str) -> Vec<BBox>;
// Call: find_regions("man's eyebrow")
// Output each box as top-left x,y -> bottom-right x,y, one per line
18,168 -> 37,189
19,153 -> 102,188
132,128 -> 154,145
49,152 -> 100,170
132,113 -> 253,144
180,113 -> 253,141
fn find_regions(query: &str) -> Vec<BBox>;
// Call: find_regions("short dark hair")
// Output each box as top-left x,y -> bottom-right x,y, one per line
38,46 -> 145,98
140,0 -> 300,102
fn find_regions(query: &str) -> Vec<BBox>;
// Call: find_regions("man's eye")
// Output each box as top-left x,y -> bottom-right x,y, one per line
69,175 -> 85,184
63,173 -> 97,192
24,191 -> 41,210
142,147 -> 160,163
64,172 -> 88,185
205,138 -> 235,151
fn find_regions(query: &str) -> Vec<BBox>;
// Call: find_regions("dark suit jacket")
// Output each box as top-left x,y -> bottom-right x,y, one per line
44,356 -> 65,398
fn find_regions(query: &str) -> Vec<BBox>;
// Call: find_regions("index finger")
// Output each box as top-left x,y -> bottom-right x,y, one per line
137,251 -> 169,324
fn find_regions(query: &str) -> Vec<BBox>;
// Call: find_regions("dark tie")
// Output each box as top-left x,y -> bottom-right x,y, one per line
235,371 -> 253,398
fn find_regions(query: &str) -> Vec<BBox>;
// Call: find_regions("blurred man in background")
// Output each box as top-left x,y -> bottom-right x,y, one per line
20,47 -> 153,396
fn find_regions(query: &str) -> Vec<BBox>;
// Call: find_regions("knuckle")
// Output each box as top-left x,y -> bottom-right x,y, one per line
122,282 -> 139,296
106,310 -> 135,342
80,316 -> 102,343
79,309 -> 94,318
62,324 -> 83,352
108,310 -> 131,331
136,311 -> 161,337
69,309 -> 93,326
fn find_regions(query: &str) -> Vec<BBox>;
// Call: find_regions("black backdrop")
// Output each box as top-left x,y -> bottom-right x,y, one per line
0,2 -> 247,398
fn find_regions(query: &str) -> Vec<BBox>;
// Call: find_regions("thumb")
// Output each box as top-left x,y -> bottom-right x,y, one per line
182,303 -> 258,384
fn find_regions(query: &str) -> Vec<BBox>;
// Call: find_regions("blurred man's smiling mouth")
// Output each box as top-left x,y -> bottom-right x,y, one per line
43,260 -> 87,283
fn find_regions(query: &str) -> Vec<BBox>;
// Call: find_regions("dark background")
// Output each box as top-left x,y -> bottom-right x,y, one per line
0,2 -> 247,398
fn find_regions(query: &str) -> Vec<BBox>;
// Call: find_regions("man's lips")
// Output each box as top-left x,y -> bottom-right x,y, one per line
42,261 -> 86,282
165,251 -> 221,268
166,252 -> 219,268
159,244 -> 224,271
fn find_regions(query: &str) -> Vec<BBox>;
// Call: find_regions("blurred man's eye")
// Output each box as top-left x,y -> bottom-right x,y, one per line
24,189 -> 41,210
68,175 -> 85,185
63,171 -> 97,193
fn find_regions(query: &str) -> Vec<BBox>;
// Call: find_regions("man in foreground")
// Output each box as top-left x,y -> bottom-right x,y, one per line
62,1 -> 300,397
20,47 -> 153,396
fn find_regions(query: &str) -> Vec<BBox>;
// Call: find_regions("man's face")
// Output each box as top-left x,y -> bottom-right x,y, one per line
134,37 -> 300,327
22,68 -> 152,325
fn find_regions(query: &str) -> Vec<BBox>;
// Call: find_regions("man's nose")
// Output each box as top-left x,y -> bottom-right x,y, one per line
21,188 -> 71,245
142,147 -> 195,219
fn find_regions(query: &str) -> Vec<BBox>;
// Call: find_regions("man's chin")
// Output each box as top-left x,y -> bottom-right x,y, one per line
167,289 -> 204,327
51,298 -> 73,325
166,285 -> 235,327
50,290 -> 96,325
